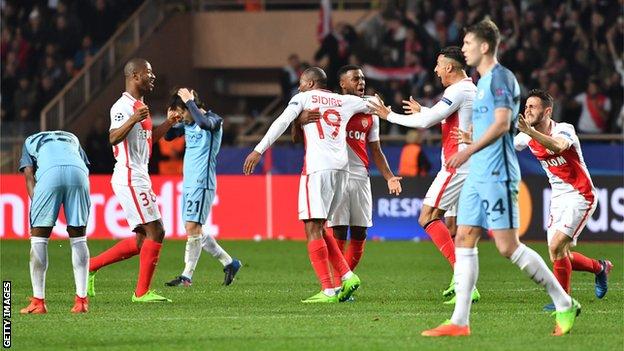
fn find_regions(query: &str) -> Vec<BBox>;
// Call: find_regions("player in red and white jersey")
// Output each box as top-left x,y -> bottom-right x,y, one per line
514,89 -> 612,309
293,65 -> 402,291
244,67 -> 366,303
87,58 -> 181,303
368,47 -> 479,302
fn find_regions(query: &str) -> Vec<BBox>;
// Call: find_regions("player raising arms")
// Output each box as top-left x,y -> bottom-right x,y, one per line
87,58 -> 180,303
19,131 -> 91,314
514,89 -> 612,311
368,47 -> 480,304
293,65 -> 402,294
164,88 -> 242,287
244,67 -> 367,303
422,20 -> 579,337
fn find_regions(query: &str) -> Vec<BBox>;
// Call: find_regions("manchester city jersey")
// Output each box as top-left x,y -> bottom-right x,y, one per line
19,131 -> 90,179
470,64 -> 521,182
182,121 -> 222,189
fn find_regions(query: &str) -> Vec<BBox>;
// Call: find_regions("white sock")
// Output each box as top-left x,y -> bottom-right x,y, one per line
202,234 -> 233,266
510,244 -> 572,311
69,236 -> 89,298
182,235 -> 203,279
323,288 -> 336,296
451,247 -> 479,326
341,271 -> 353,281
29,237 -> 49,299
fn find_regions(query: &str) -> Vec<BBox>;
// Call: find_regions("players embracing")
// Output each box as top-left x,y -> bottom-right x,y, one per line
294,65 -> 402,291
244,67 -> 369,303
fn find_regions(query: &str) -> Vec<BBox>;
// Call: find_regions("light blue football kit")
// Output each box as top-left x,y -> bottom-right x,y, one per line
19,131 -> 91,228
457,64 -> 521,230
165,100 -> 223,224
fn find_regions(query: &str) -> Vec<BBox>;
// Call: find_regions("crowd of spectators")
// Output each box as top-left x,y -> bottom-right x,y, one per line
1,0 -> 143,126
298,0 -> 624,136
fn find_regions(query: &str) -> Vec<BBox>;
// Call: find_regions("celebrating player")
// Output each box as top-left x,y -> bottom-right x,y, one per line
18,131 -> 91,314
514,89 -> 612,311
293,65 -> 402,292
87,58 -> 180,303
243,67 -> 367,303
368,47 -> 480,303
422,20 -> 579,337
163,88 -> 242,287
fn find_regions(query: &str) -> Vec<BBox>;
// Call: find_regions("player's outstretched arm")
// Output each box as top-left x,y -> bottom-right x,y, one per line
244,100 -> 302,174
388,99 -> 453,128
254,105 -> 301,153
367,94 -> 392,119
517,114 -> 570,153
109,106 -> 149,145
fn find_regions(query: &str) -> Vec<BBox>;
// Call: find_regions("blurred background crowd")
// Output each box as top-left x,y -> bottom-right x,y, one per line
1,0 -> 622,175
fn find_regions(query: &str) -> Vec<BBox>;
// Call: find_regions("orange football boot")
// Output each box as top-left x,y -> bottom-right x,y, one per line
421,320 -> 471,337
20,297 -> 47,314
71,295 -> 89,313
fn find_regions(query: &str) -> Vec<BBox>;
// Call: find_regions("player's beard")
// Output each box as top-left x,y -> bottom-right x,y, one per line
529,113 -> 543,127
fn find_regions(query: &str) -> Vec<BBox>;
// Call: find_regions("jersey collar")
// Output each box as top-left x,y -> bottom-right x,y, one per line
122,92 -> 144,103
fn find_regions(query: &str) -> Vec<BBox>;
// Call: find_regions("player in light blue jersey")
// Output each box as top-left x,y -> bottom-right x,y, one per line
163,88 -> 241,288
422,19 -> 579,337
18,131 -> 91,314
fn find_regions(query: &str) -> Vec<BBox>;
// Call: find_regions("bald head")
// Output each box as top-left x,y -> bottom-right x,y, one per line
123,57 -> 155,96
124,58 -> 149,78
302,67 -> 327,88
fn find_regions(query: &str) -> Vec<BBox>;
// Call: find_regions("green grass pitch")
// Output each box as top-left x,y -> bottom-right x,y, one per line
2,240 -> 622,350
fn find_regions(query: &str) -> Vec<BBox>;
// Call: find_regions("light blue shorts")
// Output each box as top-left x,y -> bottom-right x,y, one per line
30,166 -> 90,228
182,188 -> 215,224
457,179 -> 519,230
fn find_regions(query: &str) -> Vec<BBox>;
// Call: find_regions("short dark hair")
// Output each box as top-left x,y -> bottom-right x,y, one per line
438,46 -> 466,69
337,64 -> 362,79
303,67 -> 327,87
527,89 -> 553,108
464,19 -> 500,55
168,87 -> 204,111
123,57 -> 148,77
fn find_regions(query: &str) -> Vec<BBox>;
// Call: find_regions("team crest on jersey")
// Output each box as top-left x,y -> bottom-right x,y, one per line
361,119 -> 368,128
114,112 -> 124,121
478,90 -> 485,99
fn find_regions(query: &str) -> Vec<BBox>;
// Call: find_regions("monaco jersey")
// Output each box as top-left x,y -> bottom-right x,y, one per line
346,112 -> 379,180
514,121 -> 595,202
254,89 -> 369,174
109,92 -> 153,186
387,78 -> 476,174
439,78 -> 476,174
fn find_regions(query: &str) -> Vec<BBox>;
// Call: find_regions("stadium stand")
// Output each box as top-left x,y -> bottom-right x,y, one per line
1,0 -> 621,174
